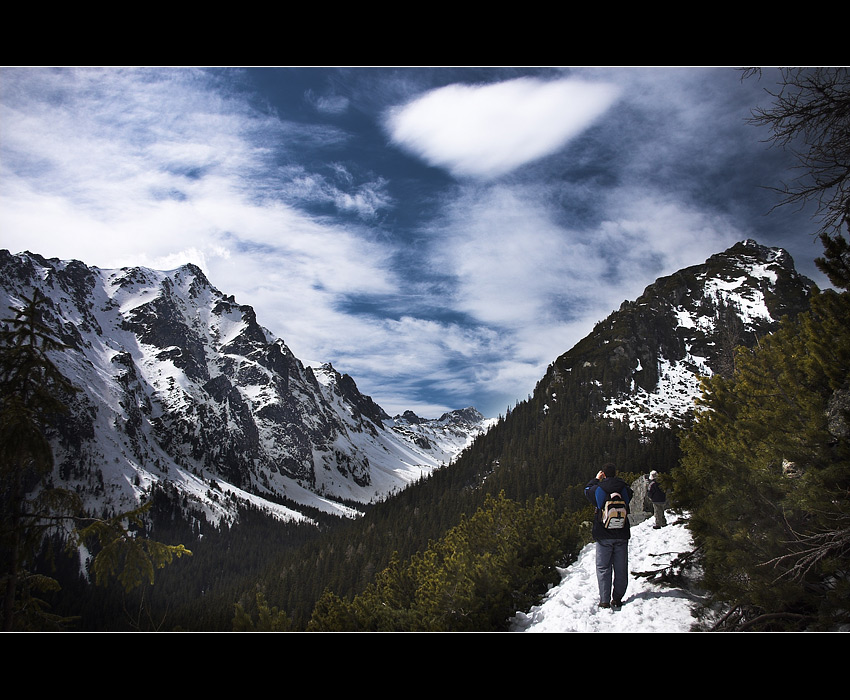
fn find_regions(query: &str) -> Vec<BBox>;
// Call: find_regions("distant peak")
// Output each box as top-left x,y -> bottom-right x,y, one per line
397,410 -> 423,424
438,407 -> 485,425
179,262 -> 207,278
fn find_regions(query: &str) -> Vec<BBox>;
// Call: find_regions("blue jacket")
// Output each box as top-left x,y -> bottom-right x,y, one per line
585,476 -> 632,540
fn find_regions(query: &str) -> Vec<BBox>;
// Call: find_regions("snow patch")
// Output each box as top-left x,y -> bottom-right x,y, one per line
511,514 -> 703,633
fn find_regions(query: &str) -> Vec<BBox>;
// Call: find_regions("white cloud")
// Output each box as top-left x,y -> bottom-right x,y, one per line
281,168 -> 392,219
305,89 -> 350,115
384,77 -> 620,179
429,185 -> 606,326
0,67 -> 773,420
0,68 -> 400,367
422,181 -> 744,408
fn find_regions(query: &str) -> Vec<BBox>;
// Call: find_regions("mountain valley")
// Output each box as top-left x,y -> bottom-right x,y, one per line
0,238 -> 820,629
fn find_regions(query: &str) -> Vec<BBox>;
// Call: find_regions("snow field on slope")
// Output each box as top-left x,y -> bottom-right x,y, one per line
511,514 -> 703,633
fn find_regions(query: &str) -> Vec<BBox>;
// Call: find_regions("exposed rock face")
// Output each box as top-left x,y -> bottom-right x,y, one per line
629,476 -> 653,523
539,240 -> 816,429
0,251 -> 492,526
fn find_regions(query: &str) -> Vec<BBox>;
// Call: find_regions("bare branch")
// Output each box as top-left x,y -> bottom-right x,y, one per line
745,67 -> 850,242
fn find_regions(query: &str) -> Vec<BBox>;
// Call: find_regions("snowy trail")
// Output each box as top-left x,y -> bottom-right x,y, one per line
511,513 -> 705,633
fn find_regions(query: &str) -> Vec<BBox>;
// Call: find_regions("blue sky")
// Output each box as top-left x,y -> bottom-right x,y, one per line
0,67 -> 829,418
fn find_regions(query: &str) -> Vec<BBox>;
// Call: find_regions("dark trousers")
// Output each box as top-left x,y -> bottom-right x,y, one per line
596,538 -> 628,603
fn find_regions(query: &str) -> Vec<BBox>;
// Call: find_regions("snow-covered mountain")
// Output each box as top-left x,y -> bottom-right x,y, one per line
387,406 -> 493,465
0,240 -> 813,534
0,251 -> 493,527
538,239 -> 816,429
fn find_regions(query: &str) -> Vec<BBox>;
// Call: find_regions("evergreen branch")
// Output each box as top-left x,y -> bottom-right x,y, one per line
709,604 -> 813,632
760,510 -> 850,582
70,503 -> 193,592
632,545 -> 702,588
709,604 -> 743,631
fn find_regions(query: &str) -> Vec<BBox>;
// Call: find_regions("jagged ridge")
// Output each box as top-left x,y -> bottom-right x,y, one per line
0,251 -> 492,527
539,239 -> 816,428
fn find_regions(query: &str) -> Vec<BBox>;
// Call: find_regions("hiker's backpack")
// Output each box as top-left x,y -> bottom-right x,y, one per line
601,492 -> 628,529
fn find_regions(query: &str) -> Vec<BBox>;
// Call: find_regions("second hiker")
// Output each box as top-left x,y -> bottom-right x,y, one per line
647,470 -> 668,529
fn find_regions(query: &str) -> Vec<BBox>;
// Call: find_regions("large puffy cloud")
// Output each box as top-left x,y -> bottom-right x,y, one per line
384,77 -> 620,179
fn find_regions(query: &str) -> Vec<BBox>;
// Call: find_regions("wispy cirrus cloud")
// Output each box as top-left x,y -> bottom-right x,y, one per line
0,67 -> 823,418
280,166 -> 392,220
0,67 -> 400,368
304,88 -> 350,115
420,179 -> 742,409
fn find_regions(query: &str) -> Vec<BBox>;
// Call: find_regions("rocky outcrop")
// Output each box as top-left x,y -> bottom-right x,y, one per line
539,240 -> 816,429
629,475 -> 654,524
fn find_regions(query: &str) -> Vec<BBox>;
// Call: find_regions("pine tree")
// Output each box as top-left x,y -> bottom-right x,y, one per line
305,492 -> 579,631
673,289 -> 850,630
1,292 -> 80,630
672,67 -> 850,631
0,293 -> 191,630
232,591 -> 295,631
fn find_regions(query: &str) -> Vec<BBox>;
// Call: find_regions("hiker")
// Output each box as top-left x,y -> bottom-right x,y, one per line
584,463 -> 632,610
647,470 -> 668,529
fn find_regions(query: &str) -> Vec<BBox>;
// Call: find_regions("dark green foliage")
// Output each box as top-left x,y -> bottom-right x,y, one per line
672,289 -> 850,631
817,226 -> 850,291
233,592 -> 295,632
305,492 -> 581,631
241,394 -> 679,630
1,293 -> 82,630
670,67 -> 850,631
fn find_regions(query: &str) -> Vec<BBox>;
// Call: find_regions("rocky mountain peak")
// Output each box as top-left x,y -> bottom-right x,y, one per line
540,239 -> 815,429
394,410 -> 424,425
437,407 -> 486,426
